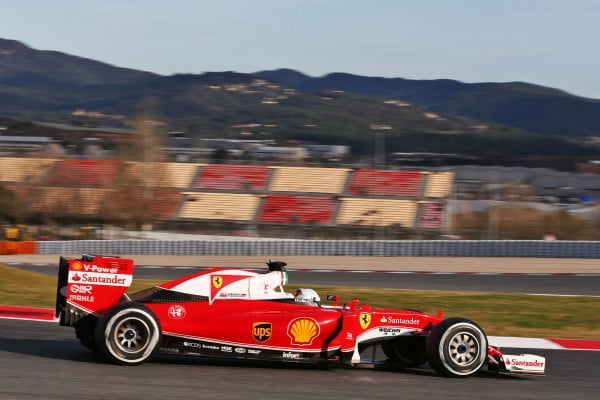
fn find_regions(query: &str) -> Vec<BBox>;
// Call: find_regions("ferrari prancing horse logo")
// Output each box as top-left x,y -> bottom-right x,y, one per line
212,276 -> 223,289
359,312 -> 371,329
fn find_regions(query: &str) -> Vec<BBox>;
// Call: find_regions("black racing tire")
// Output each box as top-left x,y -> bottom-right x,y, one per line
74,315 -> 99,353
425,317 -> 488,378
95,302 -> 161,365
382,336 -> 427,367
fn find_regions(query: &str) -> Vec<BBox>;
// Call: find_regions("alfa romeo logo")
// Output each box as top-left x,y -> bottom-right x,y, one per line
168,305 -> 187,319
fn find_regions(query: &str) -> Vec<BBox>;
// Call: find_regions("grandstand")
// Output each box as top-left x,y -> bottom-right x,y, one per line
30,187 -> 113,216
347,169 -> 423,197
0,157 -> 55,184
259,195 -> 336,224
48,159 -> 122,186
194,164 -> 270,191
179,192 -> 260,221
0,157 -> 454,236
424,171 -> 454,198
103,190 -> 182,220
269,167 -> 349,194
123,162 -> 201,188
336,198 -> 418,227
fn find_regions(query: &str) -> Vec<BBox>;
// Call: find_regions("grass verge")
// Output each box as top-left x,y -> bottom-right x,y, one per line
1,265 -> 598,339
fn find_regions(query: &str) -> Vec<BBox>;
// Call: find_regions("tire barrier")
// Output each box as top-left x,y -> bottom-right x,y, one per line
34,239 -> 600,258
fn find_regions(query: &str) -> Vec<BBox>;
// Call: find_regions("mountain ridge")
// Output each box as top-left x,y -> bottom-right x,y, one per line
0,38 -> 598,158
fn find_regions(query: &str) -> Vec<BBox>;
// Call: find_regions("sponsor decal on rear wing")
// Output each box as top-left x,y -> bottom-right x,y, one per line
56,255 -> 134,325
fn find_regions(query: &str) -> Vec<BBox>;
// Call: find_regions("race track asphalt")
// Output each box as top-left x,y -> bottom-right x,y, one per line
8,263 -> 600,296
0,319 -> 598,400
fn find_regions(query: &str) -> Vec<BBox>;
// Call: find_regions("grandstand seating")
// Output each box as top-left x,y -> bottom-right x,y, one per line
31,187 -> 113,215
178,192 -> 260,221
424,172 -> 454,198
0,157 -> 452,232
48,159 -> 122,187
123,162 -> 201,188
336,198 -> 417,227
417,201 -> 445,229
259,195 -> 336,224
0,157 -> 55,183
269,167 -> 349,194
194,164 -> 270,191
4,185 -> 31,201
104,190 -> 182,219
347,169 -> 423,197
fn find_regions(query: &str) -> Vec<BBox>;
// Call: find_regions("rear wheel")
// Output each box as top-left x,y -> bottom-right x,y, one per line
74,315 -> 98,352
425,317 -> 487,378
95,302 -> 161,365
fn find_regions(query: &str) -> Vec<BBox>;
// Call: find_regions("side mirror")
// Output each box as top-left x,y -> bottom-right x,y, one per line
326,294 -> 340,307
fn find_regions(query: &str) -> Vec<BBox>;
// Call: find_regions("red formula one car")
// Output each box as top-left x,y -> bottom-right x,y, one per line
55,254 -> 546,377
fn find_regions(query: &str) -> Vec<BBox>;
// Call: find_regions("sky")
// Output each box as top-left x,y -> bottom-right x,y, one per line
2,0 -> 600,98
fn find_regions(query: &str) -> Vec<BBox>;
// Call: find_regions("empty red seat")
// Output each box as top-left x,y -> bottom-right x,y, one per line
259,195 -> 335,224
194,164 -> 270,191
48,160 -> 121,187
348,169 -> 423,197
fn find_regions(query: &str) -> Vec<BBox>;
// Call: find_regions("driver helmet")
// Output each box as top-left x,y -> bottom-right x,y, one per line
294,288 -> 321,306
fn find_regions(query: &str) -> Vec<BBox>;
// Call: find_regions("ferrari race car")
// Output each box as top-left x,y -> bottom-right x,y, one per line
55,254 -> 546,377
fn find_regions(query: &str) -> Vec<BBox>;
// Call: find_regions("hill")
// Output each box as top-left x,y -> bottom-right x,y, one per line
256,69 -> 600,139
0,38 -> 598,158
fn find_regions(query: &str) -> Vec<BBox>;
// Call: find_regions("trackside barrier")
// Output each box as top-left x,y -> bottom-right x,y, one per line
34,240 -> 600,258
0,241 -> 38,255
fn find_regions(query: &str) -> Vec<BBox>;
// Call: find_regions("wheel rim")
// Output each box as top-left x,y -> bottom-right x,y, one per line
447,332 -> 480,366
113,317 -> 151,354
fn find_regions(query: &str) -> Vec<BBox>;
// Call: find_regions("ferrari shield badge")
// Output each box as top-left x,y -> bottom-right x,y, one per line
212,276 -> 223,289
359,312 -> 371,329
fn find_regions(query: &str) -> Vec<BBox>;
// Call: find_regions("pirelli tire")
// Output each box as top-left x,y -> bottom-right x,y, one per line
425,317 -> 488,378
95,302 -> 161,365
74,315 -> 99,353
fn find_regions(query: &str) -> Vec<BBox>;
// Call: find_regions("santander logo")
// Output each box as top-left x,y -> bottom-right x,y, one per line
380,316 -> 420,325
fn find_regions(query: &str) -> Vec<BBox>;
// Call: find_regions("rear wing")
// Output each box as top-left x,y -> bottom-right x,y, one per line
55,254 -> 134,326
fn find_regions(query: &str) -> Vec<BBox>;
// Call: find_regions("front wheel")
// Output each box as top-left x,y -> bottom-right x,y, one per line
425,317 -> 488,378
95,302 -> 161,365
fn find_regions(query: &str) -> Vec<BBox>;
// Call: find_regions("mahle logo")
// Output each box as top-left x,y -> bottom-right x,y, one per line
212,276 -> 223,289
252,322 -> 272,342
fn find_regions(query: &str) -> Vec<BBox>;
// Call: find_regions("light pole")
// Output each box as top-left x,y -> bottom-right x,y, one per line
370,124 -> 390,169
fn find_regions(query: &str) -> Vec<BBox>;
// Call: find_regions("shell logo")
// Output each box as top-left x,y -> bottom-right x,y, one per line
287,318 -> 320,346
72,261 -> 82,271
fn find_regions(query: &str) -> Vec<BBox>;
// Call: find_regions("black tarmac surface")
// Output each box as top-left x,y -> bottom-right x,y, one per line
1,319 -> 598,400
10,263 -> 600,296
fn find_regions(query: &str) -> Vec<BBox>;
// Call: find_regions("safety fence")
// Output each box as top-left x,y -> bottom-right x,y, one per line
31,240 -> 600,258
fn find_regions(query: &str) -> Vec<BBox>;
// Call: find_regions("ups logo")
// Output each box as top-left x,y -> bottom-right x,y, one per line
252,322 -> 272,342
